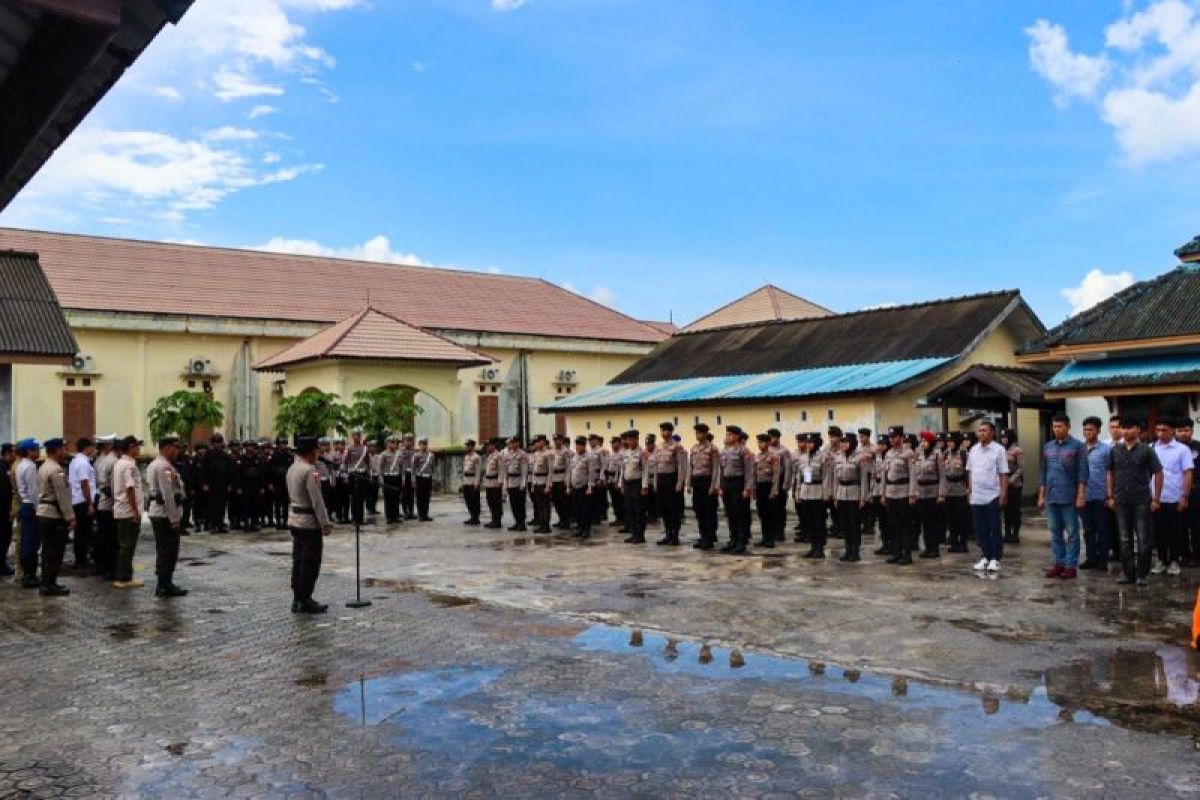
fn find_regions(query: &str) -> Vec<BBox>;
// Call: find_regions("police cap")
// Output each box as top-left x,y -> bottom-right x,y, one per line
464,439 -> 477,448
857,428 -> 872,437
694,422 -> 710,434
574,435 -> 588,445
827,426 -> 843,438
157,435 -> 181,449
766,428 -> 781,438
295,436 -> 319,454
756,433 -> 769,442
888,425 -> 904,438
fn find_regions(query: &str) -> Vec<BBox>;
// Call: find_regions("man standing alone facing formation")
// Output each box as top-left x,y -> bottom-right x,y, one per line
287,436 -> 332,614
968,421 -> 1008,573
1107,418 -> 1162,586
1038,415 -> 1087,580
147,436 -> 188,597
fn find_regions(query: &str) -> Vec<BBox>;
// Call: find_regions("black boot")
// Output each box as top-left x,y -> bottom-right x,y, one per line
156,582 -> 189,597
919,548 -> 941,559
292,598 -> 328,614
803,548 -> 824,559
39,583 -> 70,596
896,551 -> 914,565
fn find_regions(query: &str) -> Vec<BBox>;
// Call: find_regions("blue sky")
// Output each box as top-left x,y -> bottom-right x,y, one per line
5,0 -> 1200,328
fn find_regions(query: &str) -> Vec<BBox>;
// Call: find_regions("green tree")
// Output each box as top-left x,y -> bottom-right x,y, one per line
274,391 -> 351,438
147,390 -> 225,442
348,387 -> 423,445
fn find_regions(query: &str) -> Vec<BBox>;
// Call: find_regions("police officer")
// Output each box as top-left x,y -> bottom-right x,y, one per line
482,438 -> 505,528
719,426 -> 755,554
942,432 -> 971,553
366,441 -> 382,517
652,422 -> 688,546
147,436 -> 188,597
191,442 -> 209,532
343,429 -> 371,526
378,435 -> 402,524
172,441 -> 195,534
413,438 -> 436,521
642,434 -> 659,526
588,434 -> 609,523
620,430 -> 648,544
315,437 -> 334,515
269,437 -> 293,530
833,434 -> 870,562
795,433 -> 833,558
527,435 -> 552,532
767,428 -> 792,544
753,433 -> 782,548
500,436 -> 529,531
606,436 -> 625,528
687,423 -> 720,550
567,435 -> 599,538
399,434 -> 417,520
240,439 -> 265,532
461,439 -> 482,525
882,426 -> 917,565
871,435 -> 890,554
36,438 -> 75,596
549,434 -> 572,528
227,439 -> 245,530
92,435 -> 119,577
200,434 -> 234,533
287,436 -> 332,614
913,432 -> 945,559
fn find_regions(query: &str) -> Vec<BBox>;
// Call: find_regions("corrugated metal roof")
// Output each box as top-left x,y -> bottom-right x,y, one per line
0,249 -> 78,359
1046,355 -> 1200,392
547,358 -> 953,411
1021,264 -> 1200,354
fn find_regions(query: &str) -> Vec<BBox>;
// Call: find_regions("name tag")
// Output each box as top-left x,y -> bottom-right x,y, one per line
803,467 -> 813,484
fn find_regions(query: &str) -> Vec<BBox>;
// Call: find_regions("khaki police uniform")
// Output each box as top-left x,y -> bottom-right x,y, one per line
287,458 -> 332,604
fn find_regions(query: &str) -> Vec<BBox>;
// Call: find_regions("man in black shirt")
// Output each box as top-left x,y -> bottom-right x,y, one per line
1107,418 -> 1162,585
200,435 -> 234,533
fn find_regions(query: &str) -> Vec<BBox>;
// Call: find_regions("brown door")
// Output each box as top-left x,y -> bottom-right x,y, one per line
478,395 -> 499,441
62,391 -> 96,449
554,412 -> 567,437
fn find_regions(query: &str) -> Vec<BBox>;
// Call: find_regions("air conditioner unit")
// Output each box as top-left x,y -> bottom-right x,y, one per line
71,353 -> 95,372
479,367 -> 501,381
188,357 -> 214,375
556,369 -> 577,383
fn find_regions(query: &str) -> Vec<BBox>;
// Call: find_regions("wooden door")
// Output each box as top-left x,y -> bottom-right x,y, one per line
478,395 -> 499,441
554,412 -> 567,437
62,391 -> 95,449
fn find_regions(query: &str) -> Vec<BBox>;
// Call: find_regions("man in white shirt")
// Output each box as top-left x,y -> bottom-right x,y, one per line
67,437 -> 97,573
1150,419 -> 1194,576
15,439 -> 42,588
967,421 -> 1009,573
112,436 -> 145,589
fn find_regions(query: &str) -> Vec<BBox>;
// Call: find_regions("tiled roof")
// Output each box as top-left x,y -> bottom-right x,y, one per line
255,307 -> 493,371
1020,265 -> 1200,355
641,320 -> 679,336
0,249 -> 78,360
681,285 -> 832,332
0,228 -> 668,344
546,358 -> 953,412
614,290 -> 1042,383
1046,354 -> 1200,392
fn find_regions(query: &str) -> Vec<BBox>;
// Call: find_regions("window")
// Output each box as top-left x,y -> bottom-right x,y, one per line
716,415 -> 722,425
586,421 -> 591,430
693,416 -> 700,425
827,409 -> 835,421
774,411 -> 781,422
606,420 -> 612,429
629,419 -> 634,428
187,379 -> 196,389
801,411 -> 808,421
66,377 -> 75,387
673,416 -> 678,426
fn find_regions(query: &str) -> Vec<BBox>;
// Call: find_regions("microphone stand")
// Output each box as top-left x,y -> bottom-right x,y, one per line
320,456 -> 389,609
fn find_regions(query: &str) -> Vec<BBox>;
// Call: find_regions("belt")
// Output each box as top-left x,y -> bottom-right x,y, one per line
657,471 -> 677,477
918,480 -> 939,486
291,505 -> 315,514
838,479 -> 861,486
886,479 -> 909,485
534,471 -> 548,476
463,472 -> 476,477
551,469 -> 565,474
945,475 -> 965,483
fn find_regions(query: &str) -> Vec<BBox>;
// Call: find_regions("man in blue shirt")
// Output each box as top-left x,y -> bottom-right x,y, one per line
1079,416 -> 1112,571
1038,413 -> 1087,579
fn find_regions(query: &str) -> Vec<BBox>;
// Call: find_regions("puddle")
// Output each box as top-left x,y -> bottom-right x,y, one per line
334,667 -> 503,726
469,535 -> 609,551
296,673 -> 329,687
105,621 -> 180,640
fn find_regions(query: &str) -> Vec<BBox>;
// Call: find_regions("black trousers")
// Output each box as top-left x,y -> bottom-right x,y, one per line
463,485 -> 481,522
593,482 -> 608,522
916,496 -> 943,551
1004,485 -> 1023,539
838,500 -> 862,555
691,476 -> 717,543
645,481 -> 659,522
290,527 -> 323,601
0,506 -> 11,570
572,489 -> 592,535
228,488 -> 243,529
366,482 -> 379,514
775,492 -> 788,540
71,502 -> 93,566
871,497 -> 889,546
207,486 -> 228,529
721,477 -> 750,546
656,474 -> 682,534
486,487 -> 503,525
801,498 -> 826,551
94,509 -> 116,577
180,496 -> 193,530
151,516 -> 181,585
756,483 -> 778,543
37,516 -> 68,587
272,483 -> 289,527
507,487 -> 527,528
191,490 -> 206,530
886,497 -> 916,556
1185,497 -> 1200,563
1153,502 -> 1184,564
382,475 -> 402,523
607,483 -> 624,524
551,481 -> 570,525
944,495 -> 970,547
401,476 -> 416,519
531,484 -> 552,529
350,473 -> 369,525
623,479 -> 646,538
416,476 -> 433,519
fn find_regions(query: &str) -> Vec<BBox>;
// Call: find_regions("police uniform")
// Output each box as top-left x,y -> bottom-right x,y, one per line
870,436 -> 891,553
941,434 -> 971,552
882,426 -> 918,564
606,439 -> 626,527
287,437 -> 332,613
482,440 -> 505,528
549,437 -> 572,528
588,436 -> 609,523
621,433 -> 649,543
378,438 -> 404,524
767,430 -> 791,544
399,436 -> 417,519
833,442 -> 870,562
643,435 -> 659,525
567,437 -> 600,538
500,441 -> 529,531
719,428 -> 755,553
366,445 -> 382,516
912,438 -> 945,558
93,437 -> 119,578
687,425 -> 720,549
269,439 -> 293,530
343,434 -> 371,526
651,425 -> 688,545
227,440 -> 245,530
35,441 -> 75,594
753,435 -> 782,548
200,435 -> 235,532
239,443 -> 265,532
528,438 -> 553,532
147,438 -> 188,596
461,441 -> 482,525
794,434 -> 834,556
413,442 -> 435,521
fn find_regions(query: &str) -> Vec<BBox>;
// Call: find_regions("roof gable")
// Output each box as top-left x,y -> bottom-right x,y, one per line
681,285 -> 832,332
0,227 -> 668,344
0,249 -> 78,361
255,307 -> 492,370
613,290 -> 1037,384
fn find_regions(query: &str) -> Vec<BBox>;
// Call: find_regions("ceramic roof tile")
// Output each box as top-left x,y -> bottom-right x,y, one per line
681,285 -> 832,332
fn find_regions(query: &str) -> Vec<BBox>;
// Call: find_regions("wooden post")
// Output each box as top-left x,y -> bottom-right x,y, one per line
941,402 -> 950,432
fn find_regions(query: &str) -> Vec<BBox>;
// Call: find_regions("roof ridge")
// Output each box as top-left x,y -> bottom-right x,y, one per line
675,288 -> 1020,337
766,285 -> 783,318
325,307 -> 372,355
363,306 -> 495,363
533,278 -> 667,338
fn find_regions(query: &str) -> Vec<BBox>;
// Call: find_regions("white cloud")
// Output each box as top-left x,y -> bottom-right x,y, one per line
1027,1 -> 1200,163
213,69 -> 285,101
248,104 -> 280,119
561,281 -> 619,308
253,235 -> 428,266
491,0 -> 527,10
17,126 -> 321,220
1062,268 -> 1135,315
149,85 -> 183,101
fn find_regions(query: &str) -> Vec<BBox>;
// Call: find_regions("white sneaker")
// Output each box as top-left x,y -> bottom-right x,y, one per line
1150,559 -> 1165,575
973,557 -> 989,571
1168,561 -> 1182,576
986,559 -> 1001,573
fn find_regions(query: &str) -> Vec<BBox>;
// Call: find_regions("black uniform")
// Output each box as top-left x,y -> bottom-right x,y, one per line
269,447 -> 293,529
240,450 -> 266,531
0,458 -> 12,575
200,446 -> 235,532
173,452 -> 196,532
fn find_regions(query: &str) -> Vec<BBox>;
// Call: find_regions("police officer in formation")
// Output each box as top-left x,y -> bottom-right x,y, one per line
460,439 -> 482,525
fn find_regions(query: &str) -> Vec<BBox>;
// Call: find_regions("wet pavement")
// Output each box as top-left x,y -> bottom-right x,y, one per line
1,496 -> 1199,798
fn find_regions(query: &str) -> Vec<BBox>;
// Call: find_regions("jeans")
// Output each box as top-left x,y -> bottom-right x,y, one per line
971,499 -> 1003,561
1080,500 -> 1112,566
1114,502 -> 1152,580
18,502 -> 39,576
1046,502 -> 1081,568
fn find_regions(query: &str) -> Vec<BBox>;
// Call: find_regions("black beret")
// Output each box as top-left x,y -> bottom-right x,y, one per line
726,425 -> 743,436
827,426 -> 843,438
659,421 -> 675,432
888,425 -> 904,437
574,435 -> 588,445
766,428 -> 781,437
756,433 -> 769,442
295,436 -> 319,454
694,423 -> 710,433
857,428 -> 872,436
876,434 -> 890,445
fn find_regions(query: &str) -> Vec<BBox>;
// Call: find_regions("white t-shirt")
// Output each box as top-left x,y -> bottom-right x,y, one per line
68,452 -> 97,506
967,441 -> 1009,505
